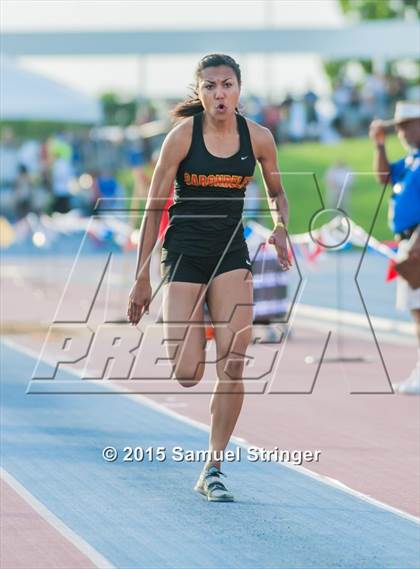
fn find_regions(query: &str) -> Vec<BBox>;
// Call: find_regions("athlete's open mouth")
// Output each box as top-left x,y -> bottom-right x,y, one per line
216,103 -> 226,111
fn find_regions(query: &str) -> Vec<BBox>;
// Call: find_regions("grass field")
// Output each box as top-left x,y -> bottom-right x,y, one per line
261,134 -> 404,241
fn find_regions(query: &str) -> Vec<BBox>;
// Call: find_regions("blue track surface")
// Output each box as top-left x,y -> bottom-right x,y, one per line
2,341 -> 419,569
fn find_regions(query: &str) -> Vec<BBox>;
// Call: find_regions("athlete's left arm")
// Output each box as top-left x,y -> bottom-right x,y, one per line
254,125 -> 291,270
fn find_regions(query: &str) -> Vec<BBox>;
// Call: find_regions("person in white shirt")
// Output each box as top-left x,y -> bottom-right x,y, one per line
325,160 -> 354,215
51,156 -> 74,213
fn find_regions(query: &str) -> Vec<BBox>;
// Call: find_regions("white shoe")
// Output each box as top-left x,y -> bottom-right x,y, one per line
393,363 -> 420,395
194,465 -> 234,502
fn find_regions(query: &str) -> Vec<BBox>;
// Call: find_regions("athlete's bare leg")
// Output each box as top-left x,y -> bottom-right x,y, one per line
162,282 -> 207,387
205,268 -> 253,470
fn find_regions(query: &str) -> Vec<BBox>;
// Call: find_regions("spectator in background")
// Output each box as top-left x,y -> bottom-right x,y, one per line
370,101 -> 420,395
361,73 -> 388,128
49,137 -> 75,214
14,164 -> 33,220
332,78 -> 351,134
18,139 -> 41,178
387,73 -> 407,109
263,104 -> 281,143
325,160 -> 354,215
245,94 -> 265,125
277,93 -> 293,143
39,140 -> 51,193
127,136 -> 149,206
95,169 -> 124,211
345,86 -> 362,137
0,128 -> 19,219
288,97 -> 306,142
70,132 -> 84,177
303,88 -> 319,140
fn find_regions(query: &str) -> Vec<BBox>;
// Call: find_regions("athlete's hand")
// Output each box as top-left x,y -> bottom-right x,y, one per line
369,119 -> 386,145
127,278 -> 152,325
268,228 -> 292,271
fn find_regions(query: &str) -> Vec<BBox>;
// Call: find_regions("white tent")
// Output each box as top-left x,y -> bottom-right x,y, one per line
0,57 -> 101,123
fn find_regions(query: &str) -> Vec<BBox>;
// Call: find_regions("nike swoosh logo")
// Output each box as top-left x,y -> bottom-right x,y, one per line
241,156 -> 248,160
245,260 -> 251,265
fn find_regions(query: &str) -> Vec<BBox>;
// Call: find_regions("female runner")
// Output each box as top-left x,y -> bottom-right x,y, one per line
128,53 -> 290,501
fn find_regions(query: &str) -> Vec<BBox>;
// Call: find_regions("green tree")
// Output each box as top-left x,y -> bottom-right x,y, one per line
100,92 -> 137,126
324,0 -> 419,85
339,0 -> 419,20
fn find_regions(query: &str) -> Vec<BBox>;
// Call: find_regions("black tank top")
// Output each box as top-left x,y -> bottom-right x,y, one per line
162,111 -> 256,256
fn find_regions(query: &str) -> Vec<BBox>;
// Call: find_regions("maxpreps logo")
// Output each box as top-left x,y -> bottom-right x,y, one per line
184,172 -> 253,189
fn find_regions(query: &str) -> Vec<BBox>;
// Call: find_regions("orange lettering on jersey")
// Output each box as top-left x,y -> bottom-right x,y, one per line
231,175 -> 241,188
240,176 -> 252,188
183,171 -> 252,189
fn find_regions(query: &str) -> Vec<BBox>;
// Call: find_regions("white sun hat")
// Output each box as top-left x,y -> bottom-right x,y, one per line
382,101 -> 420,126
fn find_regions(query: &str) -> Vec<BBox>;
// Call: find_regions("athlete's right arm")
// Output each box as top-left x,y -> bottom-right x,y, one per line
127,119 -> 192,324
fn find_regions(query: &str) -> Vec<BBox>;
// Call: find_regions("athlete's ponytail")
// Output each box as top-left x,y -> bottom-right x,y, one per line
171,53 -> 242,121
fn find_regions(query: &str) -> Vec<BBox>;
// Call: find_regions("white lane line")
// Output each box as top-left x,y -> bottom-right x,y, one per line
3,338 -> 419,526
297,304 -> 414,338
293,315 -> 415,346
1,468 -> 116,569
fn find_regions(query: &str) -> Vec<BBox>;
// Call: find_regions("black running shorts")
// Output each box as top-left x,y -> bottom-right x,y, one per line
160,243 -> 253,284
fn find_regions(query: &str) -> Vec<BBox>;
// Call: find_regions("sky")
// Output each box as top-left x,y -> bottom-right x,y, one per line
1,0 -> 345,99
